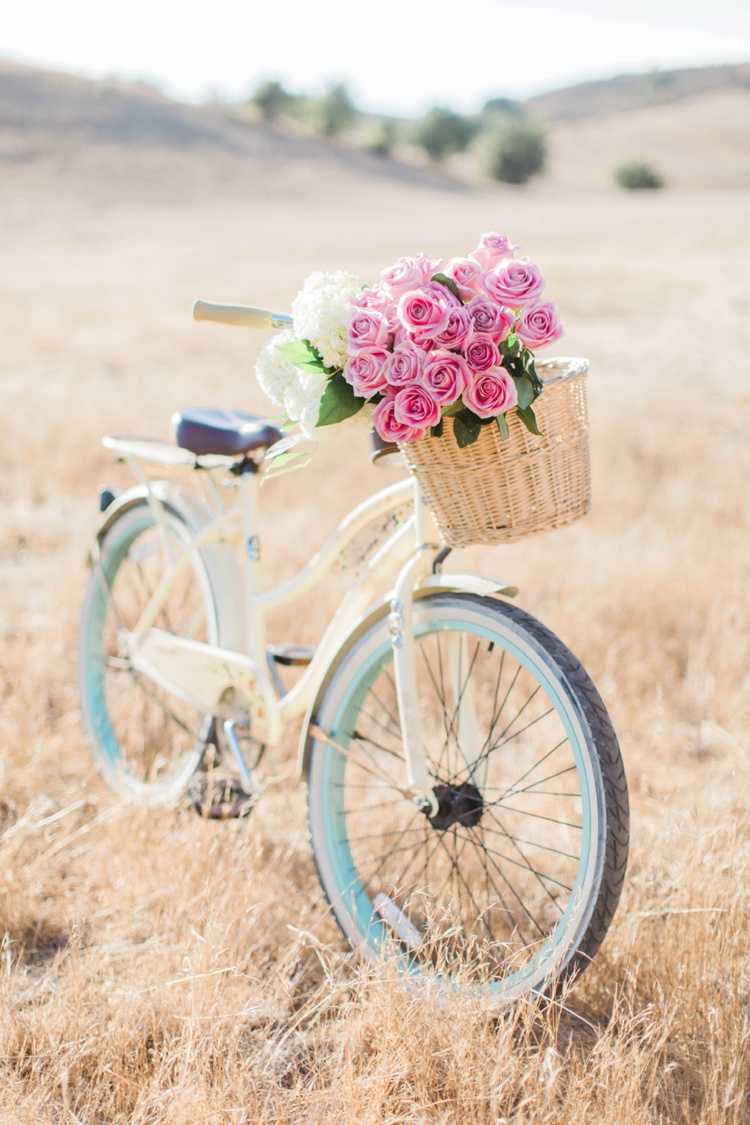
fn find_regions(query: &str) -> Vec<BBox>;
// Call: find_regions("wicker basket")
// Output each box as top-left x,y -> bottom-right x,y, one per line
399,358 -> 591,547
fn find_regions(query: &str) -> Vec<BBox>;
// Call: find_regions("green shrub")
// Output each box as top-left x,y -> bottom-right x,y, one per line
363,120 -> 398,157
250,80 -> 292,123
412,108 -> 478,163
481,122 -> 546,184
482,96 -> 522,118
614,161 -> 665,190
314,84 -> 356,138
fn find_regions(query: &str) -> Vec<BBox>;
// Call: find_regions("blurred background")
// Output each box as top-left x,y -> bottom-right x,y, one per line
1,2 -> 750,1120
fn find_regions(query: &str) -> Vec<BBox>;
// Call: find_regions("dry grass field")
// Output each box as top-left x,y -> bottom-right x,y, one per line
1,64 -> 750,1121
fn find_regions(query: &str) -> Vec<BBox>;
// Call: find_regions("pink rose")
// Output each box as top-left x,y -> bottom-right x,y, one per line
444,257 -> 485,300
433,305 -> 473,350
394,385 -> 441,429
516,299 -> 565,349
353,285 -> 385,311
465,296 -> 515,343
463,333 -> 501,373
421,350 -> 470,405
462,367 -> 518,419
469,233 -> 520,269
383,342 -> 428,388
421,279 -> 461,308
482,257 -> 545,308
380,252 -> 441,298
372,395 -> 426,444
343,347 -> 390,399
397,286 -> 451,342
352,287 -> 399,333
393,327 -> 437,351
347,307 -> 391,353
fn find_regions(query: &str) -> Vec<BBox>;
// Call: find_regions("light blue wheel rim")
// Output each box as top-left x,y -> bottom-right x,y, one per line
80,509 -> 212,796
319,612 -> 595,998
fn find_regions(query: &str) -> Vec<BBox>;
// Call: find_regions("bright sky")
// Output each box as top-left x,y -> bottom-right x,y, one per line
3,0 -> 749,115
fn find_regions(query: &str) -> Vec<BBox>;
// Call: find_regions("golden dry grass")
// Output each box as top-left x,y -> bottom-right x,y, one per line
1,147 -> 750,1122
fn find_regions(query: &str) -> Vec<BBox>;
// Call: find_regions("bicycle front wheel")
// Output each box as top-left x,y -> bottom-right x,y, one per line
78,500 -> 219,804
307,593 -> 629,1003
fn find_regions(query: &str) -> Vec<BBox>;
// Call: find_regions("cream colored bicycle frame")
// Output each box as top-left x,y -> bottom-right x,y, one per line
96,435 -> 515,811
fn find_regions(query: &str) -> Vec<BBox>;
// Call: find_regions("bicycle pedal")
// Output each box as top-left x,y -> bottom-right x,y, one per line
188,777 -> 256,820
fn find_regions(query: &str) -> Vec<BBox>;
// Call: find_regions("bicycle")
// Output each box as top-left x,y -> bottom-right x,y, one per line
77,299 -> 630,1004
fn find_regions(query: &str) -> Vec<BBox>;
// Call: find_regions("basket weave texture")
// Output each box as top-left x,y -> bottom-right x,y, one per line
399,368 -> 591,547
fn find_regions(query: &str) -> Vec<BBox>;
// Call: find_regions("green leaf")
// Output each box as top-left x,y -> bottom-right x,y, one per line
431,418 -> 444,439
523,352 -> 544,395
517,405 -> 542,436
277,338 -> 333,376
515,375 -> 535,410
453,410 -> 482,448
496,413 -> 510,441
430,272 -> 462,304
500,332 -> 520,358
315,372 -> 366,427
442,399 -> 465,418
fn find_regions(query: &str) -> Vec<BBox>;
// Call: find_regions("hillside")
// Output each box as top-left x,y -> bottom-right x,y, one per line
0,59 -> 457,210
547,87 -> 750,190
2,56 -> 750,207
523,61 -> 750,122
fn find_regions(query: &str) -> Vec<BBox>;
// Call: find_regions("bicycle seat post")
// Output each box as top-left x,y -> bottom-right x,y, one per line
238,462 -> 265,664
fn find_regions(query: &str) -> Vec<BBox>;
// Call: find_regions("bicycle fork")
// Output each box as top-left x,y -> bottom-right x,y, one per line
388,485 -> 484,818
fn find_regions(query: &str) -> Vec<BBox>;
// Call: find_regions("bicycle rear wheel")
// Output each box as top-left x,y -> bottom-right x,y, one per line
78,500 -> 219,804
307,593 -> 629,1003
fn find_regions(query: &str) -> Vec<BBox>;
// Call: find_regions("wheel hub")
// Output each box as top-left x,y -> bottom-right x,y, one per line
427,781 -> 484,831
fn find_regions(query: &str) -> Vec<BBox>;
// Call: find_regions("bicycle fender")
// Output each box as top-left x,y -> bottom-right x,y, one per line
415,573 -> 519,599
87,482 -> 246,655
296,577 -> 517,779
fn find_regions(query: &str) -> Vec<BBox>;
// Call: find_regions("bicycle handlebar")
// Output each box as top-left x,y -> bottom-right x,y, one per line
193,300 -> 293,330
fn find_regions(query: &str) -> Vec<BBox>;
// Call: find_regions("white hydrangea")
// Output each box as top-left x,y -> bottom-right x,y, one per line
291,270 -> 362,370
256,271 -> 373,443
255,329 -> 297,409
283,368 -> 329,437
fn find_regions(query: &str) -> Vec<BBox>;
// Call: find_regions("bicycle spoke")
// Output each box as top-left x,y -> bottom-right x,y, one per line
126,669 -> 203,744
433,828 -> 493,941
419,634 -> 453,780
472,839 -> 572,897
468,831 -> 546,941
349,727 -> 405,767
484,802 -> 582,831
344,823 -> 425,846
499,763 -> 578,802
479,737 -> 569,803
483,809 -> 576,910
480,823 -> 580,863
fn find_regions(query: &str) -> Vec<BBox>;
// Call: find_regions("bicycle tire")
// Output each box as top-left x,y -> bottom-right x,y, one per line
78,500 -> 219,804
306,592 -> 629,1003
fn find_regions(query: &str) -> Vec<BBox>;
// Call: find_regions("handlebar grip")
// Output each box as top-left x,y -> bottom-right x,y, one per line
192,300 -> 292,329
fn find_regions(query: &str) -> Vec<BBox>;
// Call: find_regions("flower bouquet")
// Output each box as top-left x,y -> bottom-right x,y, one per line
257,232 -> 590,546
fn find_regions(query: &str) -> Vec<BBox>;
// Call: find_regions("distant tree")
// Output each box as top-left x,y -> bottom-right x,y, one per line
482,96 -> 522,117
481,122 -> 546,184
363,120 -> 398,157
412,108 -> 478,162
315,83 -> 356,138
614,160 -> 665,190
250,80 -> 292,123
